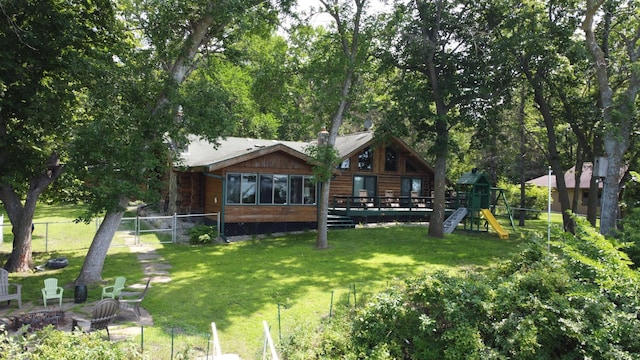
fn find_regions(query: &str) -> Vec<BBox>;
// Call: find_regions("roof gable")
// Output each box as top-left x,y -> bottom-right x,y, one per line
180,136 -> 310,171
179,132 -> 434,174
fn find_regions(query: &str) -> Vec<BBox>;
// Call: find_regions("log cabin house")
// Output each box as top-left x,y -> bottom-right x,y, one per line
170,131 -> 436,236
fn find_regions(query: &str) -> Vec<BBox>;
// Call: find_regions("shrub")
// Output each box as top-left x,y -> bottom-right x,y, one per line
0,325 -> 143,359
497,180 -> 548,219
619,208 -> 640,268
283,217 -> 640,359
187,225 -> 218,245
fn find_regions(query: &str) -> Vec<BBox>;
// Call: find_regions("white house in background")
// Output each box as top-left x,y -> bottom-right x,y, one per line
526,162 -> 602,215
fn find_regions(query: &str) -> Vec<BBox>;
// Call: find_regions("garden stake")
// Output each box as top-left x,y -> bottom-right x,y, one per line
141,325 -> 144,353
347,286 -> 351,306
171,327 -> 174,359
353,284 -> 357,305
329,290 -> 334,318
278,303 -> 282,343
206,332 -> 210,356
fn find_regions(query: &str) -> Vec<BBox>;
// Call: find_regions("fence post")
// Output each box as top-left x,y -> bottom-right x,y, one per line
45,222 -> 49,253
135,215 -> 140,245
172,213 -> 177,244
0,214 -> 3,243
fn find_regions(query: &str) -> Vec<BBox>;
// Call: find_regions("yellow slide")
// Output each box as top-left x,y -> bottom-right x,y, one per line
480,209 -> 509,239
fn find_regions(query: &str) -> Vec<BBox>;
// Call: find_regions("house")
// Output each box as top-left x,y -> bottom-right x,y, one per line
169,131 -> 436,236
526,162 -> 601,215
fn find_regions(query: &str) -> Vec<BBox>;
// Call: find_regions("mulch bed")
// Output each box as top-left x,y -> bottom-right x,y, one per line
5,310 -> 65,332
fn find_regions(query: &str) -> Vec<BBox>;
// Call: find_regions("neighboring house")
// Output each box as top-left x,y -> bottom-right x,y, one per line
526,162 -> 601,215
169,131 -> 436,236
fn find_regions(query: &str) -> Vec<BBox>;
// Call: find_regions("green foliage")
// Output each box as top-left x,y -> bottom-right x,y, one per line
498,180 -> 548,219
621,171 -> 640,213
284,217 -> 640,359
619,208 -> 640,269
0,325 -> 143,359
305,144 -> 341,183
187,225 -> 218,245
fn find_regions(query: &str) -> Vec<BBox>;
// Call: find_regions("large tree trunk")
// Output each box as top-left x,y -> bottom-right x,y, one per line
428,156 -> 446,238
316,181 -> 330,249
582,0 -> 638,235
1,154 -> 64,272
74,197 -> 128,285
523,63 -> 575,233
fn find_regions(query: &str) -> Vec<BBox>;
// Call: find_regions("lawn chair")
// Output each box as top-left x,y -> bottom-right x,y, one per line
0,268 -> 22,308
359,189 -> 373,208
118,278 -> 151,320
385,190 -> 399,207
101,276 -> 126,299
41,278 -> 64,307
72,298 -> 119,340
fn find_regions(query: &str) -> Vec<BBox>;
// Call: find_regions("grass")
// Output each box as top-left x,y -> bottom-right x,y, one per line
0,204 -> 560,359
143,224 -> 527,358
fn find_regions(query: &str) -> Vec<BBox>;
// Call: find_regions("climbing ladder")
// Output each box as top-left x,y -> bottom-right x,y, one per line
443,207 -> 468,234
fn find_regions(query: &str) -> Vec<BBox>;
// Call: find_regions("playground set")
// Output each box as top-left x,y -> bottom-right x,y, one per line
443,170 -> 515,239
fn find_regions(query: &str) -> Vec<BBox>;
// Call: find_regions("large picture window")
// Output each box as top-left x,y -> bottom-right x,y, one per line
227,173 -> 315,205
290,175 -> 316,204
259,174 -> 288,205
226,173 -> 257,204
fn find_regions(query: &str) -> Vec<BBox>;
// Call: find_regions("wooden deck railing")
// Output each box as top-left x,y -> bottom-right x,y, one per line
330,195 -> 461,211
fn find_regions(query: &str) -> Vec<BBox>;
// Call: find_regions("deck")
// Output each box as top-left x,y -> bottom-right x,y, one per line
329,195 -> 457,222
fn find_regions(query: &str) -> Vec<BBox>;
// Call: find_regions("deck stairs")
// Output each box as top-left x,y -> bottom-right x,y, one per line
443,207 -> 468,234
327,214 -> 356,229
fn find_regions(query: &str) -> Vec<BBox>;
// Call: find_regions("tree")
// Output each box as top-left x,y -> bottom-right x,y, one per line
496,0 -> 589,233
377,0 -> 510,237
582,0 -> 640,236
304,0 -> 369,249
73,0 -> 290,284
0,0 -> 123,272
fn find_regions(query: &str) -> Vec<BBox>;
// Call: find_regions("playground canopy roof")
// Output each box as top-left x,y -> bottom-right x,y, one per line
457,171 -> 490,185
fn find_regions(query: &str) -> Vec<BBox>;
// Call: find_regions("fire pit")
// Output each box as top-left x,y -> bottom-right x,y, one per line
8,310 -> 64,332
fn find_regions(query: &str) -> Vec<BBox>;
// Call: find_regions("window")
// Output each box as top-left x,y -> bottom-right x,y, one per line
582,189 -> 602,206
358,147 -> 373,170
227,173 -> 315,206
259,174 -> 288,204
290,175 -> 316,204
226,173 -> 256,204
385,147 -> 398,172
338,158 -> 350,170
353,175 -> 377,197
401,177 -> 422,198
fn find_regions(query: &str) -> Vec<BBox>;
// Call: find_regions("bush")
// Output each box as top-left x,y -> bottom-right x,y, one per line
187,225 -> 218,245
0,325 -> 143,359
283,217 -> 640,359
498,180 -> 548,219
620,208 -> 640,268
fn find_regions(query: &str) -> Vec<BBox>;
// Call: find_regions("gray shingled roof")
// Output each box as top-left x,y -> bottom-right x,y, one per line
179,132 -> 375,169
179,136 -> 308,168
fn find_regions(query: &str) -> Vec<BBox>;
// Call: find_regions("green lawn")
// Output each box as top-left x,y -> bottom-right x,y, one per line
143,224 -> 528,358
1,205 -> 558,359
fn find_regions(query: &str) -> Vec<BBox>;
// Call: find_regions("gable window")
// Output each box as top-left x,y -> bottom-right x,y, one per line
290,175 -> 316,204
259,174 -> 288,204
385,147 -> 398,172
338,158 -> 350,170
226,173 -> 256,204
358,147 -> 373,170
